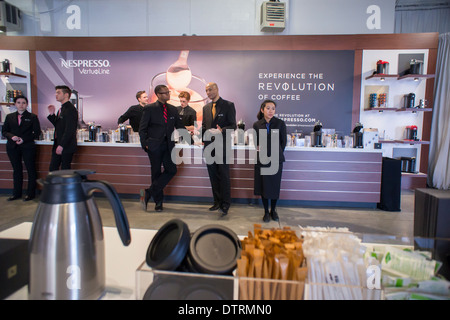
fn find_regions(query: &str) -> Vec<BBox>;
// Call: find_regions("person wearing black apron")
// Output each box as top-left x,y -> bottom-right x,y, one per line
176,91 -> 197,144
253,99 -> 287,222
2,95 -> 41,201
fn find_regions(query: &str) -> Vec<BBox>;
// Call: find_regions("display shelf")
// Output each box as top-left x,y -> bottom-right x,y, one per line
397,74 -> 435,80
0,102 -> 14,106
365,74 -> 435,81
364,107 -> 398,112
401,171 -> 427,177
396,107 -> 432,112
0,72 -> 26,79
365,74 -> 399,80
379,139 -> 430,145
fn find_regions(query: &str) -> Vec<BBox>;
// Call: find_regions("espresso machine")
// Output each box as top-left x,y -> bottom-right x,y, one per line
311,121 -> 324,147
352,122 -> 364,148
70,89 -> 87,128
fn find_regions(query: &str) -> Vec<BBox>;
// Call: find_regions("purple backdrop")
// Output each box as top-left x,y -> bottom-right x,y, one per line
36,50 -> 354,135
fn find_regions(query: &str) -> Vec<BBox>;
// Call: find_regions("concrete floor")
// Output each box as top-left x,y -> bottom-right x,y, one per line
0,190 -> 415,240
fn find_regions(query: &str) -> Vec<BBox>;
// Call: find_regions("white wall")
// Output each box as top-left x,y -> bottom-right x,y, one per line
9,0 -> 395,36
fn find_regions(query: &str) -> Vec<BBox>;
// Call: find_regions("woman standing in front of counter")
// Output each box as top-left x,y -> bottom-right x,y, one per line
253,99 -> 287,222
2,95 -> 41,201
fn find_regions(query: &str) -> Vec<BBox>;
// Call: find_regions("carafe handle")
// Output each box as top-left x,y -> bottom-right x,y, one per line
82,180 -> 131,246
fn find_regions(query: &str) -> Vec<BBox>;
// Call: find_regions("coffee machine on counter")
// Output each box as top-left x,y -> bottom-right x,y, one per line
117,124 -> 130,143
352,122 -> 364,148
86,122 -> 101,142
70,89 -> 87,128
310,121 -> 324,147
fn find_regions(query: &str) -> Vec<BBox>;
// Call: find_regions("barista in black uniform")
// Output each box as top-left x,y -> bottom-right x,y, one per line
47,85 -> 78,171
117,90 -> 148,132
176,91 -> 197,143
253,99 -> 287,222
2,95 -> 41,201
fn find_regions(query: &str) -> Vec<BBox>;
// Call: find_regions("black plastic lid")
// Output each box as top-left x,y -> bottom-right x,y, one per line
188,224 -> 241,275
142,274 -> 185,300
146,219 -> 190,271
39,170 -> 95,204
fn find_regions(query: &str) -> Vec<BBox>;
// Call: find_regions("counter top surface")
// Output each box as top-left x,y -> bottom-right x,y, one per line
0,139 -> 382,152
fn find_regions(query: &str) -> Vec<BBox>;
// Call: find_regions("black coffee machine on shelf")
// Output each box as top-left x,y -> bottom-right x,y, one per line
400,157 -> 416,173
404,93 -> 416,109
310,121 -> 324,147
352,122 -> 364,148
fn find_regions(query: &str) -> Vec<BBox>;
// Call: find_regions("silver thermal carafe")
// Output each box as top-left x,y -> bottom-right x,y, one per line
29,170 -> 131,300
352,122 -> 364,148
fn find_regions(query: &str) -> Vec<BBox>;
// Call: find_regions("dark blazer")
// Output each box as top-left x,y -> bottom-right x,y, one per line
2,110 -> 41,149
253,116 -> 287,163
47,101 -> 78,154
118,104 -> 144,132
139,100 -> 184,152
176,105 -> 197,127
202,97 -> 236,146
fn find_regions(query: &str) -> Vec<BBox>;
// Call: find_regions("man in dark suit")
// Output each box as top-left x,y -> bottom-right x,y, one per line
47,85 -> 78,171
139,84 -> 184,212
2,95 -> 41,201
202,82 -> 236,216
117,90 -> 148,132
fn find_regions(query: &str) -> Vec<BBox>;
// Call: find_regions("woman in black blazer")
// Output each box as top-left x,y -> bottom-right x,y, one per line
2,95 -> 41,201
253,99 -> 287,222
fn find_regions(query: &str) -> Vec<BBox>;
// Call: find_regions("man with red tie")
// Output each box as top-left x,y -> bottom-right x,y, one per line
139,85 -> 184,212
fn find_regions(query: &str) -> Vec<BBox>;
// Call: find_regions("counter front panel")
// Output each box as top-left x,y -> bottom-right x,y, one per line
0,143 -> 382,204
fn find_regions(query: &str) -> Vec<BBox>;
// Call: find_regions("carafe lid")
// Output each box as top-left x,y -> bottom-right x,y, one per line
44,170 -> 93,184
40,170 -> 95,204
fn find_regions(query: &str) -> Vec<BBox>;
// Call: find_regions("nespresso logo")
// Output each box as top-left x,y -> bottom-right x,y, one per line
60,59 -> 111,68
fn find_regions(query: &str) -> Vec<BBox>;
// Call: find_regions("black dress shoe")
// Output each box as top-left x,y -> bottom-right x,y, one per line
270,210 -> 279,222
155,202 -> 163,212
209,203 -> 220,211
263,211 -> 270,223
142,188 -> 151,211
23,196 -> 35,202
7,195 -> 21,201
219,205 -> 229,217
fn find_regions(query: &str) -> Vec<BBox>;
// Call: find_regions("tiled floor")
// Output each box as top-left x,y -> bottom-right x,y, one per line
0,190 -> 415,239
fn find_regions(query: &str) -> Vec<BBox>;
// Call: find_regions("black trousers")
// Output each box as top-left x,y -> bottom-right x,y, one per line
7,144 -> 37,197
206,163 -> 231,209
147,143 -> 177,203
49,150 -> 74,172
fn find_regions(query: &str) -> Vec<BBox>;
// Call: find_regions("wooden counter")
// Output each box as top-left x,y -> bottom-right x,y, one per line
0,141 -> 382,205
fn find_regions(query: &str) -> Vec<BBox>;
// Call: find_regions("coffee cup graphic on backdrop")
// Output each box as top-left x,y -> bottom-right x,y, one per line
150,50 -> 208,123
